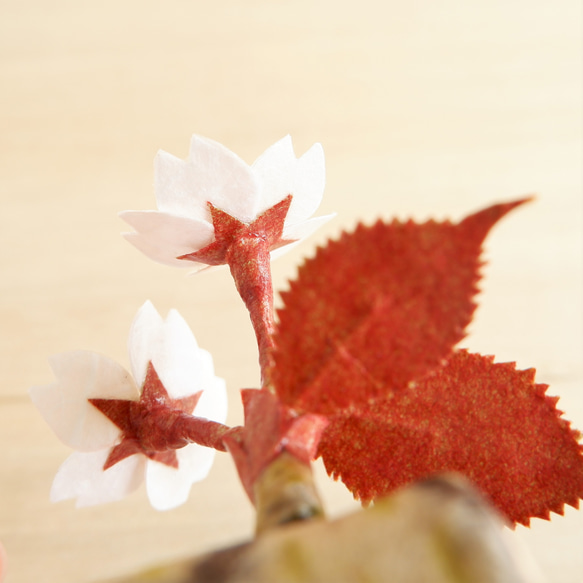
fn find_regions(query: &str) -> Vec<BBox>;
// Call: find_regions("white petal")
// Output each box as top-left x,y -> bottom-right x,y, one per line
123,233 -> 210,273
155,135 -> 260,224
194,367 -> 228,423
252,138 -> 326,225
145,445 -> 217,510
252,135 -> 296,216
195,347 -> 218,381
269,240 -> 303,261
128,303 -> 215,400
151,309 -> 208,400
120,210 -> 214,268
50,450 -> 146,507
267,213 -> 336,262
30,351 -> 138,451
281,213 -> 336,243
143,350 -> 226,510
286,143 -> 326,225
128,301 -> 163,388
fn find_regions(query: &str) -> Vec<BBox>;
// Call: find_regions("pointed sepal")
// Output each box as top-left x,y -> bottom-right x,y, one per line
223,390 -> 328,501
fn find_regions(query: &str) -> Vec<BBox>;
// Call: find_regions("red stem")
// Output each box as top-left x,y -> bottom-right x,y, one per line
226,236 -> 276,389
168,411 -> 242,452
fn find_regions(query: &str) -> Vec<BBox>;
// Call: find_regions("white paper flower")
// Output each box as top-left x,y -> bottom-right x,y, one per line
120,135 -> 333,272
30,301 -> 227,510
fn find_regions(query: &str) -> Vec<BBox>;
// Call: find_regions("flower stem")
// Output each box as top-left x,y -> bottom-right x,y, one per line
253,451 -> 325,535
227,236 -> 276,390
170,412 -> 242,452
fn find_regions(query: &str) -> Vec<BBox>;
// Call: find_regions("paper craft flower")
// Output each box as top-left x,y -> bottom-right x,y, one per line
120,135 -> 333,271
30,301 -> 227,510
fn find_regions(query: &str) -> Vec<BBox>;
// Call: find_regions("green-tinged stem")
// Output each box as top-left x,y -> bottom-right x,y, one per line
227,237 -> 276,390
253,451 -> 325,535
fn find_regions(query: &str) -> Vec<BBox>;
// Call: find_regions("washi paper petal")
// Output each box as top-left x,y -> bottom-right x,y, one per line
126,301 -> 210,400
279,213 -> 335,246
145,444 -> 218,511
287,143 -> 326,224
51,450 -> 146,507
30,351 -> 138,451
127,300 -> 164,389
155,135 -> 260,224
153,309 -> 207,400
192,352 -> 228,421
252,137 -> 326,223
251,135 -> 296,216
120,211 -> 214,268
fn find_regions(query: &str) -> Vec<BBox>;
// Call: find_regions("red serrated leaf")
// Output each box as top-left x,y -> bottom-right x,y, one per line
273,199 -> 530,414
318,350 -> 583,525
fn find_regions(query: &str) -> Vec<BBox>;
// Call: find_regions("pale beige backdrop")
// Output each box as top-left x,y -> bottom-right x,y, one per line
1,1 -> 581,582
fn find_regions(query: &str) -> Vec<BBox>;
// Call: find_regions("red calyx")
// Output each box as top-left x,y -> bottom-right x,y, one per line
223,389 -> 329,502
90,362 -> 208,470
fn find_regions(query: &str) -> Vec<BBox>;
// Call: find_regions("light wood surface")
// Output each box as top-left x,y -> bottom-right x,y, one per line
1,1 -> 581,581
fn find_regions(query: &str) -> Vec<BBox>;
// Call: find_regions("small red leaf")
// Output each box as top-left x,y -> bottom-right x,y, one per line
273,199 -> 530,414
318,351 -> 583,525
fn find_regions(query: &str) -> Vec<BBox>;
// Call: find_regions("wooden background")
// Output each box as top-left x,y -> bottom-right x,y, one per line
1,1 -> 581,581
